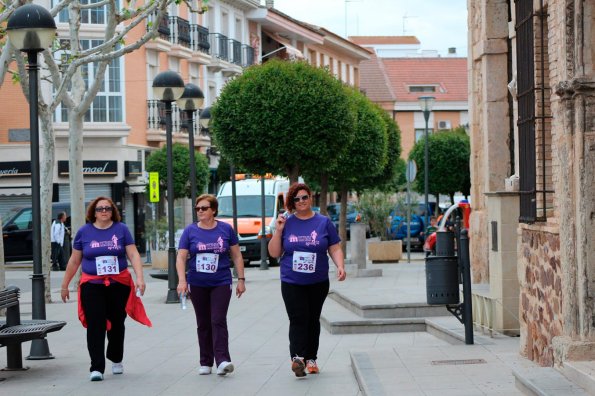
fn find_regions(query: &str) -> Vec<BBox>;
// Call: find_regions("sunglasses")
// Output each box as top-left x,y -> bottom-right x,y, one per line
195,206 -> 211,212
95,206 -> 113,213
293,195 -> 309,203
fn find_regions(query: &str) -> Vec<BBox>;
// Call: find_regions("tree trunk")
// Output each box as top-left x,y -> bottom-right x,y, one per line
339,186 -> 348,255
40,108 -> 55,303
319,173 -> 329,215
68,111 -> 86,290
286,164 -> 300,184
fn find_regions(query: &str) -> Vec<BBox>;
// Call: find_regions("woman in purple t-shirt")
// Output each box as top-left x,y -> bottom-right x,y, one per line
269,183 -> 346,377
176,194 -> 246,377
60,196 -> 147,382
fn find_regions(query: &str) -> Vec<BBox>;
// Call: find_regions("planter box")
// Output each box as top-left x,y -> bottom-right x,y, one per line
151,250 -> 169,270
368,240 -> 402,263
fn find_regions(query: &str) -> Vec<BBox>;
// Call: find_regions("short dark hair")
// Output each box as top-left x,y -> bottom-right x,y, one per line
285,183 -> 312,212
196,194 -> 218,216
86,196 -> 121,223
57,212 -> 67,221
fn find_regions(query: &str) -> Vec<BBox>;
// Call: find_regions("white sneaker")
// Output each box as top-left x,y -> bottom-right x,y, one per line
216,361 -> 234,376
112,362 -> 124,374
89,371 -> 103,381
198,366 -> 211,375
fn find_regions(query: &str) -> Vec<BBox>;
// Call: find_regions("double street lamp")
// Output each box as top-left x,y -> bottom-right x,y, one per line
176,83 -> 204,223
152,71 -> 185,304
7,3 -> 57,360
418,96 -> 435,232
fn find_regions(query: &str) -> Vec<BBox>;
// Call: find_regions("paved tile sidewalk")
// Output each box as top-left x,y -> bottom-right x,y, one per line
1,254 -> 531,396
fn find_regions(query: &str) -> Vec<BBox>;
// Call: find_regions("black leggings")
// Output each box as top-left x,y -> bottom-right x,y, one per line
281,280 -> 329,361
80,282 -> 130,373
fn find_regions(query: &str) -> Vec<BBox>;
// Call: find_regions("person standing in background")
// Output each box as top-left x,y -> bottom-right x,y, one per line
51,212 -> 67,271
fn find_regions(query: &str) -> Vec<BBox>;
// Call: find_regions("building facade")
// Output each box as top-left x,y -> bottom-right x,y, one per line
468,0 -> 594,366
0,0 -> 369,255
352,36 -> 468,160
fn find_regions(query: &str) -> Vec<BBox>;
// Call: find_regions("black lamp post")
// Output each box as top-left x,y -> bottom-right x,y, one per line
7,3 -> 57,360
418,96 -> 435,232
152,71 -> 185,304
176,83 -> 204,223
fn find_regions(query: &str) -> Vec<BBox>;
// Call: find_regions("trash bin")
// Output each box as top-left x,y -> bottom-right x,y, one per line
425,255 -> 460,305
435,230 -> 455,257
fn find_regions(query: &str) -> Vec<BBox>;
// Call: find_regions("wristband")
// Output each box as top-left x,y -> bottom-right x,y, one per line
238,278 -> 245,281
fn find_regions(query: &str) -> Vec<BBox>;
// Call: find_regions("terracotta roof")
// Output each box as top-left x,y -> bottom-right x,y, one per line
349,36 -> 420,45
381,57 -> 468,102
358,51 -> 396,102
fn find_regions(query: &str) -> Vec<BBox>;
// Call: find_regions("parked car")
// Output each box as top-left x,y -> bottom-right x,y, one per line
2,202 -> 72,262
387,202 -> 436,250
326,202 -> 369,238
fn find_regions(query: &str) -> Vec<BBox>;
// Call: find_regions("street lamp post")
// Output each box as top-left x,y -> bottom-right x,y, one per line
152,71 -> 185,304
418,96 -> 435,233
176,83 -> 204,223
7,4 -> 57,360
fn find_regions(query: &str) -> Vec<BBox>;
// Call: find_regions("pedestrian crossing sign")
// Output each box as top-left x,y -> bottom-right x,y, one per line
149,172 -> 159,202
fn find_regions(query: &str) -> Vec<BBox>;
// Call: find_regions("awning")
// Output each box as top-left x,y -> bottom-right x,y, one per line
270,33 -> 304,61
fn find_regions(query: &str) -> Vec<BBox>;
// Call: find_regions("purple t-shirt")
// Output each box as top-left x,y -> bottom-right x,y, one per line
279,213 -> 341,285
179,221 -> 238,287
73,222 -> 135,276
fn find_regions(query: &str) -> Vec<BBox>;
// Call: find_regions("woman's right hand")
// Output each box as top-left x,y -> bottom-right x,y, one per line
177,280 -> 189,296
275,213 -> 287,232
61,287 -> 70,303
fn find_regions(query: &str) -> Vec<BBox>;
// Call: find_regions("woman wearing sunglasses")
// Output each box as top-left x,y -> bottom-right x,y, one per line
268,183 -> 346,378
176,194 -> 246,376
61,196 -> 150,382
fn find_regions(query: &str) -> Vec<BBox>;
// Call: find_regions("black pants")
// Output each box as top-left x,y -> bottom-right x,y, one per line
80,282 -> 130,373
51,242 -> 65,269
281,280 -> 329,362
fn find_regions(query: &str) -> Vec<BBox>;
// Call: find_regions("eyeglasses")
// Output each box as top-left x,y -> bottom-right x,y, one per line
195,206 -> 211,212
293,195 -> 309,203
95,206 -> 113,213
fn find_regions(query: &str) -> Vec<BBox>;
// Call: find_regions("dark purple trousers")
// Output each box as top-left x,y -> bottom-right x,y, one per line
189,284 -> 232,367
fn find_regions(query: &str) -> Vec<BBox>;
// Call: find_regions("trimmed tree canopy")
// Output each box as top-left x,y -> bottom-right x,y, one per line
211,59 -> 356,181
146,143 -> 210,199
408,126 -> 470,200
329,89 -> 388,190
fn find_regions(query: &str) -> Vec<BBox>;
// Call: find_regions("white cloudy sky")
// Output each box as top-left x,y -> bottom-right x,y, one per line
271,0 -> 469,57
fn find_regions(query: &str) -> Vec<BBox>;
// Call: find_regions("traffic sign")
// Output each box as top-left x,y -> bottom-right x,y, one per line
406,160 -> 417,183
149,172 -> 159,202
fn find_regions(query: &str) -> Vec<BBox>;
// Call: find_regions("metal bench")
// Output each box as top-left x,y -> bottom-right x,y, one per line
0,286 -> 66,370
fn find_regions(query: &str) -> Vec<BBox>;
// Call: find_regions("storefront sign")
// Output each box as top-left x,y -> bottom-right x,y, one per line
0,161 -> 31,177
58,160 -> 118,177
124,161 -> 143,177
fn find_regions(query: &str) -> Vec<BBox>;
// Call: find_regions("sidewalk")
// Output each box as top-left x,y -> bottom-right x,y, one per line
0,254 -> 543,395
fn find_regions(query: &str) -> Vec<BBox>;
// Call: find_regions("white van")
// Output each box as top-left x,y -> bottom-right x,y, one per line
216,175 -> 289,265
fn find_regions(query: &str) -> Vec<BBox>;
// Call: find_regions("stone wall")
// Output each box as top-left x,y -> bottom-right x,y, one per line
518,226 -> 563,366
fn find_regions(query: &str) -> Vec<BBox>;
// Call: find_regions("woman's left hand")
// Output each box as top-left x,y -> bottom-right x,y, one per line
236,280 -> 246,298
336,266 -> 346,281
135,278 -> 146,296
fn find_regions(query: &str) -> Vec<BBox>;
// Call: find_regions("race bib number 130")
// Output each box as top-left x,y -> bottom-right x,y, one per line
292,251 -> 317,273
196,253 -> 219,273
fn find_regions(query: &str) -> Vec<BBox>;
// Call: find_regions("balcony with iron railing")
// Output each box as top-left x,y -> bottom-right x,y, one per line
242,44 -> 255,67
169,16 -> 191,48
146,100 -> 211,147
189,24 -> 211,64
209,33 -> 229,62
229,39 -> 242,66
